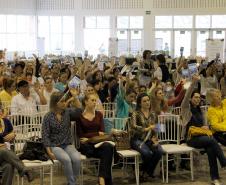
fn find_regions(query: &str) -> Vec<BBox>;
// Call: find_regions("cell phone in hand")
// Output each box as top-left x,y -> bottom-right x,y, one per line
98,62 -> 104,71
182,69 -> 189,79
188,63 -> 198,76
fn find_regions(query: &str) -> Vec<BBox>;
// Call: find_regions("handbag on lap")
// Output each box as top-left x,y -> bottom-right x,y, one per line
188,126 -> 212,139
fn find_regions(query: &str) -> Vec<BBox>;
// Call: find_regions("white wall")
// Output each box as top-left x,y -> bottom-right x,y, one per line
0,0 -> 36,14
1,0 -> 226,53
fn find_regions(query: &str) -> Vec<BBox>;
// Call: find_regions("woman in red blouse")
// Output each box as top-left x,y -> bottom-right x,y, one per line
76,93 -> 115,185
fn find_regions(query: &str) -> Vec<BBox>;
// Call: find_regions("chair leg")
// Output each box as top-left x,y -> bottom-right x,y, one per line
134,156 -> 139,185
176,154 -> 179,174
122,157 -> 126,176
40,168 -> 43,185
166,154 -> 169,183
190,151 -> 194,181
17,174 -> 20,185
81,161 -> 84,185
125,157 -> 128,176
21,176 -> 24,185
50,166 -> 53,185
161,156 -> 165,183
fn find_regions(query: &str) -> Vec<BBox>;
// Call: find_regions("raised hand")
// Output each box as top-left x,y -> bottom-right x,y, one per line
69,87 -> 79,97
192,74 -> 200,82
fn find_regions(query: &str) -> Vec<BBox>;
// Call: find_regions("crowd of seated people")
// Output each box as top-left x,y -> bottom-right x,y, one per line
1,48 -> 226,185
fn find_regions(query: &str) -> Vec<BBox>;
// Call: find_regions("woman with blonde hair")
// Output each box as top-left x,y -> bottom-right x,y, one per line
207,88 -> 226,146
76,93 -> 116,185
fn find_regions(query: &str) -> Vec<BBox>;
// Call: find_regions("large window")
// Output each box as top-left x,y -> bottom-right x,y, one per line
213,30 -> 225,39
174,16 -> 193,28
155,31 -> 171,54
196,15 -> 211,28
38,16 -> 75,53
84,16 -> 110,57
155,15 -> 226,58
0,15 -> 35,52
155,16 -> 172,29
196,15 -> 226,57
117,16 -> 143,56
196,31 -> 209,56
212,15 -> 226,28
174,31 -> 191,57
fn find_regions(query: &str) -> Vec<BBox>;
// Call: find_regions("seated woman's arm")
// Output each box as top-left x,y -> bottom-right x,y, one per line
65,88 -> 82,108
130,112 -> 155,136
3,132 -> 16,142
2,119 -> 15,142
168,89 -> 186,106
181,76 -> 199,112
116,82 -> 125,108
41,115 -> 52,149
130,112 -> 144,133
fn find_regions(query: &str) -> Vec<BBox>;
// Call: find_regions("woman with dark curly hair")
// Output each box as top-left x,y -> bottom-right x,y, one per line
130,93 -> 163,179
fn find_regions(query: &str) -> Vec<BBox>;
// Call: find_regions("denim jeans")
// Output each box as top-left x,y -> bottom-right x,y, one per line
187,136 -> 226,180
130,138 -> 163,176
51,145 -> 80,185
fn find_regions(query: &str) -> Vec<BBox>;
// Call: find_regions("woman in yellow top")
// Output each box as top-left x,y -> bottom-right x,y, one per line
0,78 -> 17,115
207,88 -> 226,146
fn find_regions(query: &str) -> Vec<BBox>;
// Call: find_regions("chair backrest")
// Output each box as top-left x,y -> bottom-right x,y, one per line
103,103 -> 116,112
102,103 -> 116,118
157,114 -> 181,144
13,123 -> 42,154
171,106 -> 181,115
8,112 -> 45,127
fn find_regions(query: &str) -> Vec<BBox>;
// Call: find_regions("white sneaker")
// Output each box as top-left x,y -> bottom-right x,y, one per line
212,179 -> 223,185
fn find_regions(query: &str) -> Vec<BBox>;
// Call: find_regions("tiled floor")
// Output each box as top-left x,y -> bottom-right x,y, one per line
20,166 -> 226,185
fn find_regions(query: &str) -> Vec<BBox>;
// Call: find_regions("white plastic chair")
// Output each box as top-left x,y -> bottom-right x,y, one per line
13,115 -> 54,185
109,117 -> 140,185
158,114 -> 194,183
